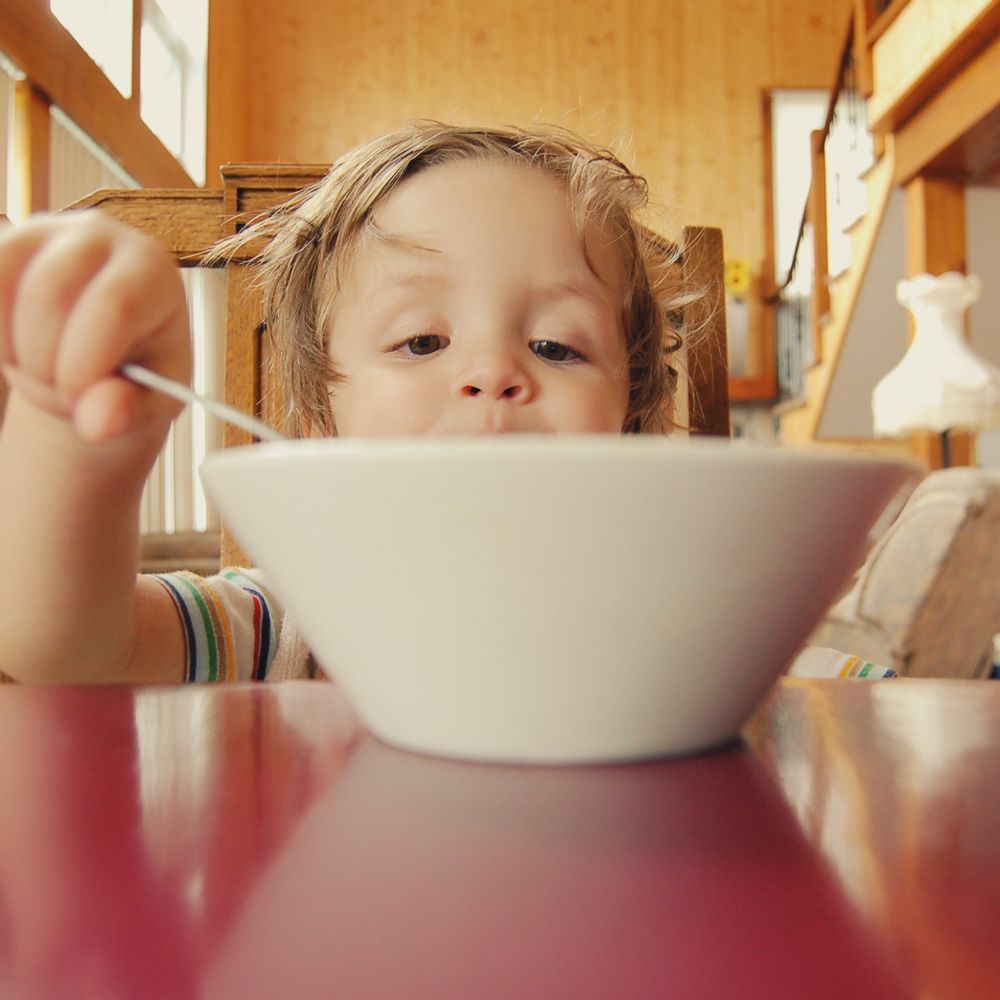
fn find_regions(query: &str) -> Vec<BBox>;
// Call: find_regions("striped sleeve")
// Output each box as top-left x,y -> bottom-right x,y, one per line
152,568 -> 283,682
788,646 -> 898,679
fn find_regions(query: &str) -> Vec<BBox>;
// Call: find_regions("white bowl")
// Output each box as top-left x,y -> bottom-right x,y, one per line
201,437 -> 916,764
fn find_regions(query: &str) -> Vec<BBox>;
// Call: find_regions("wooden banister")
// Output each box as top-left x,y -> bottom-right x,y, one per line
808,130 -> 830,366
863,0 -> 911,47
769,6 -> 857,307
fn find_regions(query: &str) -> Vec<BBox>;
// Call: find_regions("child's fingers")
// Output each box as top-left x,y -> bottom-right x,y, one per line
54,230 -> 191,397
0,219 -> 62,369
9,222 -> 113,386
0,362 -> 69,419
5,360 -> 182,444
0,212 -> 191,443
0,212 -> 190,413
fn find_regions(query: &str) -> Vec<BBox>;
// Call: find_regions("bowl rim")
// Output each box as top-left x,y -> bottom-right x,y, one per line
201,434 -> 922,477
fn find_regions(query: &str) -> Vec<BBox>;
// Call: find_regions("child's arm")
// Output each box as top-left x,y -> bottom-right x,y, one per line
0,213 -> 192,683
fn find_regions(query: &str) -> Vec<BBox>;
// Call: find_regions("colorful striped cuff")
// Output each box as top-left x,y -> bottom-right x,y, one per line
837,655 -> 898,680
153,570 -> 280,683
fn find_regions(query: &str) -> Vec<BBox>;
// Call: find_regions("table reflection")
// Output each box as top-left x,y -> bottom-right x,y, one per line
9,679 -> 990,997
745,679 -> 1000,1000
0,683 -> 356,999
205,720 -> 907,998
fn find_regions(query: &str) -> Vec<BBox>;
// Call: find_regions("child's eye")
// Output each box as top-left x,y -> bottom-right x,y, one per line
530,340 -> 585,363
396,334 -> 446,356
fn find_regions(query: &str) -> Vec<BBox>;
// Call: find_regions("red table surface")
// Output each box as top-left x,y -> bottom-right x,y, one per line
0,677 -> 997,999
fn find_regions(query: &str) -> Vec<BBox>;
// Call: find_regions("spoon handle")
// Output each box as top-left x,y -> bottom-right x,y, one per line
120,363 -> 286,443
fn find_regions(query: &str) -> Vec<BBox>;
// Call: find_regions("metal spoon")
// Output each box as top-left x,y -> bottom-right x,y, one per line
120,363 -> 286,443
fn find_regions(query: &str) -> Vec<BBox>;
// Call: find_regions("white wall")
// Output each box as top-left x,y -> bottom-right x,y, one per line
816,185 -> 1000,446
816,189 -> 907,439
968,187 -> 1000,466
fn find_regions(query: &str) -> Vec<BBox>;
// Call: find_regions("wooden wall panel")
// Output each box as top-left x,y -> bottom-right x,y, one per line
207,0 -> 850,378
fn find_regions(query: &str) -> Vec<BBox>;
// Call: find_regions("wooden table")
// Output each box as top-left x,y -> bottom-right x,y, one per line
0,678 -> 996,999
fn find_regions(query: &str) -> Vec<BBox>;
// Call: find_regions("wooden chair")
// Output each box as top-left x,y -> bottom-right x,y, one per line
67,165 -> 730,568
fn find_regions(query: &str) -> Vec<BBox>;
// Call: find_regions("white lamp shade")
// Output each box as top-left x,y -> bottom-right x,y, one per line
872,272 -> 1000,436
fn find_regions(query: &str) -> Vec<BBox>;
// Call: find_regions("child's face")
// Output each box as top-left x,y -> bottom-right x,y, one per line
325,159 -> 631,436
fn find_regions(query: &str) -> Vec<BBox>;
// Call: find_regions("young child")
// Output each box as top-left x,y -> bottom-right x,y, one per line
0,122 -> 685,685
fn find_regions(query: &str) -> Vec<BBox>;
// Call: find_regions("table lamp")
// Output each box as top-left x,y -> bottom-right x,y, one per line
871,272 -> 1000,465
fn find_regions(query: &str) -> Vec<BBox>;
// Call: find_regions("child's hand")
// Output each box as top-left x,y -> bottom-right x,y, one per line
0,212 -> 192,443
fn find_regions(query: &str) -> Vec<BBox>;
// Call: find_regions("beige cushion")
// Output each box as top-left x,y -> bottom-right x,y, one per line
811,467 -> 1000,679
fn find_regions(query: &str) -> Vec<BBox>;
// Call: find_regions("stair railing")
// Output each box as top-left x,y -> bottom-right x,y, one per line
771,8 -> 879,402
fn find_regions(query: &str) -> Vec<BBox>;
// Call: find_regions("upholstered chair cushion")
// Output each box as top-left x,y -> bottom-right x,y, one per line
810,467 -> 1000,679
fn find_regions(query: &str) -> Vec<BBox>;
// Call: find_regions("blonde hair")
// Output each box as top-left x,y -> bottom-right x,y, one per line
212,121 -> 684,436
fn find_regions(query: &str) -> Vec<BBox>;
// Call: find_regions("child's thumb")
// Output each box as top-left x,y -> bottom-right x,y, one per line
73,375 -> 180,443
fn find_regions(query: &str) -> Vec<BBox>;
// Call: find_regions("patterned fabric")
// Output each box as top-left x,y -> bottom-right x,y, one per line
788,645 -> 897,680
153,569 -> 281,682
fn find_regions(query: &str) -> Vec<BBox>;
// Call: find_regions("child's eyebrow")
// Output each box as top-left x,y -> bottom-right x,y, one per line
380,270 -> 450,293
366,219 -> 443,256
375,274 -> 610,311
530,280 -> 609,310
367,220 -> 615,307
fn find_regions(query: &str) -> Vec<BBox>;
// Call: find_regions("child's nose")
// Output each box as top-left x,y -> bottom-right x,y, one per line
455,351 -> 534,403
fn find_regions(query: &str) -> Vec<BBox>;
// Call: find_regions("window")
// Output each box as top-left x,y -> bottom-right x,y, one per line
48,0 -> 207,184
770,90 -> 827,296
141,14 -> 184,159
50,0 -> 133,98
141,0 -> 207,185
